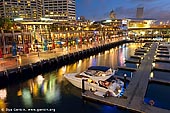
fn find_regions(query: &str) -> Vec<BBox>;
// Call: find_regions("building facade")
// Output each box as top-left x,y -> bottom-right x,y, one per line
42,0 -> 76,22
0,0 -> 76,22
0,0 -> 42,21
136,7 -> 144,19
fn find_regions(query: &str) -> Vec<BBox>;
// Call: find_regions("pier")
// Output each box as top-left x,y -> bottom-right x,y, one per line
117,66 -> 137,72
153,67 -> 170,72
154,58 -> 170,63
130,55 -> 143,60
125,59 -> 141,64
82,42 -> 170,113
156,54 -> 170,58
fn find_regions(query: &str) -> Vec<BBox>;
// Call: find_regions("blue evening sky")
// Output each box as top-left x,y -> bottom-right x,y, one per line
76,0 -> 170,21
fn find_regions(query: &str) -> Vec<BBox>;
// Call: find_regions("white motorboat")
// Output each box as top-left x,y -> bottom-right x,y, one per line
64,66 -> 124,97
64,66 -> 114,88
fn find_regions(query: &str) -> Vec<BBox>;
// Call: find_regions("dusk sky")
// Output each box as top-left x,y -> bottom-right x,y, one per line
76,0 -> 170,21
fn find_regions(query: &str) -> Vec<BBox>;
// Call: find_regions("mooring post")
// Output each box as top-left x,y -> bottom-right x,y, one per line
82,78 -> 86,93
124,74 -> 127,89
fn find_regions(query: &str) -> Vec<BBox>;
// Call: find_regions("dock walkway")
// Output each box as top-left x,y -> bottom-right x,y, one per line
82,43 -> 170,113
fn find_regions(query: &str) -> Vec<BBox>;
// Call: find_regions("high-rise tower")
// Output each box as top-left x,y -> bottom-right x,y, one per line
42,0 -> 76,22
0,0 -> 42,21
0,0 -> 76,22
136,7 -> 144,18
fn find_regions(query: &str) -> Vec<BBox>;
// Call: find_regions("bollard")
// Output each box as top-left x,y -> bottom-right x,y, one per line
130,72 -> 133,78
123,74 -> 127,89
82,78 -> 86,93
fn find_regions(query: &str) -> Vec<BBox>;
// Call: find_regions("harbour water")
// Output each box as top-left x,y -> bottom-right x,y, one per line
144,82 -> 170,110
0,43 -> 146,113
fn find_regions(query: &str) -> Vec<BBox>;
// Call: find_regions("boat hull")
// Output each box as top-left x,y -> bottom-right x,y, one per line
64,73 -> 123,96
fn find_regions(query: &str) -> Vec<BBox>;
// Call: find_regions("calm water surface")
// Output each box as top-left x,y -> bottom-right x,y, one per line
144,82 -> 170,110
152,70 -> 170,81
0,43 -> 143,113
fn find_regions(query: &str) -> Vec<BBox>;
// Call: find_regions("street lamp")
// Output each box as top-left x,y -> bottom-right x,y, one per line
152,62 -> 155,67
150,72 -> 154,79
123,74 -> 127,89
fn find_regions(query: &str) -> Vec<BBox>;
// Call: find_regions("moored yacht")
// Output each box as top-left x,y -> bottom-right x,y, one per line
64,66 -> 124,97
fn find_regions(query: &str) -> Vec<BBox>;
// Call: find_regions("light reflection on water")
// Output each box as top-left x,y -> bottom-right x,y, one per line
0,43 -> 143,113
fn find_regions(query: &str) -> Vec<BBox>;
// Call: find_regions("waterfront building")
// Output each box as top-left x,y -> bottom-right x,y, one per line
42,0 -> 76,22
0,0 -> 42,21
0,0 -> 76,55
127,18 -> 156,29
0,0 -> 76,22
126,18 -> 156,39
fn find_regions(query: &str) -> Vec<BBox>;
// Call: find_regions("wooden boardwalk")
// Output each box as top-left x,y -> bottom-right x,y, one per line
155,58 -> 170,63
150,78 -> 170,84
131,55 -> 143,59
156,53 -> 170,57
82,42 -> 170,113
117,66 -> 137,72
125,59 -> 140,64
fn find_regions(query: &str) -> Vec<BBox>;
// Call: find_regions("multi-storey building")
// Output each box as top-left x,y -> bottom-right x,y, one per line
0,0 -> 76,22
136,7 -> 144,19
0,0 -> 77,55
42,0 -> 76,22
0,0 -> 42,21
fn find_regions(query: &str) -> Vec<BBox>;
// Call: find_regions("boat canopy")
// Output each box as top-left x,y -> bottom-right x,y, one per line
88,66 -> 111,72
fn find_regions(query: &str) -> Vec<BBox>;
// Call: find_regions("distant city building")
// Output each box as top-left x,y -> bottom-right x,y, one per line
109,10 -> 116,19
0,0 -> 42,21
0,0 -> 76,22
136,7 -> 144,18
42,0 -> 76,22
127,18 -> 156,29
77,16 -> 86,21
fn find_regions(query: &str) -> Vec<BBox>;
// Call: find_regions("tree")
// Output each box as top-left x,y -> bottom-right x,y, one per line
0,17 -> 13,30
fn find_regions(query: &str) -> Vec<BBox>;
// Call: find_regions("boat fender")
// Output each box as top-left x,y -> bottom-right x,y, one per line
149,100 -> 155,106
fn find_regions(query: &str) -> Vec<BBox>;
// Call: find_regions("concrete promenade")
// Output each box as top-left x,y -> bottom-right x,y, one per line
0,39 -> 123,72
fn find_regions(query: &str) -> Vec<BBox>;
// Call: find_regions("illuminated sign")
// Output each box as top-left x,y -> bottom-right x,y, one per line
122,20 -> 127,24
14,18 -> 23,21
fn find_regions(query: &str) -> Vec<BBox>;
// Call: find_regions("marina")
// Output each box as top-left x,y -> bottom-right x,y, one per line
82,42 -> 170,113
0,42 -> 142,113
0,0 -> 170,113
0,42 -> 170,113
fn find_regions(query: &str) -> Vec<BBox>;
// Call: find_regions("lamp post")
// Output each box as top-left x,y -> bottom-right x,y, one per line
152,62 -> 155,70
123,74 -> 127,89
